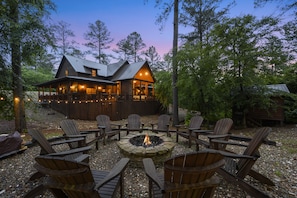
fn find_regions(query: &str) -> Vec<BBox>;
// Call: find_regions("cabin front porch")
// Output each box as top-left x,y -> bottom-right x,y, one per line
47,99 -> 161,121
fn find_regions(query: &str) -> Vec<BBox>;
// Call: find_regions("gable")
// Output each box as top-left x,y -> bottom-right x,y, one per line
112,61 -> 155,83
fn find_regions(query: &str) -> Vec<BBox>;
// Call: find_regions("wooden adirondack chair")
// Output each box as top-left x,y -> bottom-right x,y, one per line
25,129 -> 92,197
32,155 -> 130,198
28,129 -> 91,180
194,118 -> 233,151
150,114 -> 171,137
175,115 -> 204,148
143,150 -> 225,198
126,114 -> 144,135
96,115 -> 122,145
210,127 -> 275,198
60,119 -> 102,150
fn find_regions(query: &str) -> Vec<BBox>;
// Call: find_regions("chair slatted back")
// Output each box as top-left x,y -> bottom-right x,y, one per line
213,118 -> 233,135
60,120 -> 80,148
156,114 -> 171,131
163,151 -> 225,197
237,127 -> 271,178
60,119 -> 79,136
211,118 -> 233,150
127,114 -> 142,130
96,115 -> 112,132
188,115 -> 204,129
29,129 -> 56,155
35,155 -> 99,198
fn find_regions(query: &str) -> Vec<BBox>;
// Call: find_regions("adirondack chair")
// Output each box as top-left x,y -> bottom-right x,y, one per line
150,114 -> 171,136
60,119 -> 102,150
31,155 -> 130,198
210,127 -> 275,198
143,150 -> 225,198
28,129 -> 91,181
194,118 -> 233,151
125,114 -> 144,135
175,115 -> 204,148
96,115 -> 122,145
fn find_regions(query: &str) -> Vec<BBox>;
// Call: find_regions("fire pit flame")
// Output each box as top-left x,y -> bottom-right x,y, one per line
143,133 -> 151,146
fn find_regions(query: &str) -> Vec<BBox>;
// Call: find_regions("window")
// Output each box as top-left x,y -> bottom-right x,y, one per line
91,69 -> 96,77
65,69 -> 68,76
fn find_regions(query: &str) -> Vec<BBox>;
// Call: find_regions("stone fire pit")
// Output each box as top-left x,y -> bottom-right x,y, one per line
117,132 -> 175,165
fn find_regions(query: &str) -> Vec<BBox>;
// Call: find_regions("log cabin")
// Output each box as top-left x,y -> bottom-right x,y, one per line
36,55 -> 161,120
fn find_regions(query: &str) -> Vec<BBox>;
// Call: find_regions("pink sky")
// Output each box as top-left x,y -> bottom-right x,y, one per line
50,0 -> 282,63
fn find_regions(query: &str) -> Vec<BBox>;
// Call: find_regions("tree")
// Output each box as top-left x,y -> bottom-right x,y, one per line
180,0 -> 234,44
52,21 -> 83,57
172,0 -> 179,125
144,0 -> 180,125
143,46 -> 163,71
113,38 -> 132,61
211,15 -> 280,126
1,0 -> 55,132
114,32 -> 146,63
127,32 -> 146,62
84,20 -> 113,64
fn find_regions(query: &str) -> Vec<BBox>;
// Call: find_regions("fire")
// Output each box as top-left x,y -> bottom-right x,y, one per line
143,133 -> 151,146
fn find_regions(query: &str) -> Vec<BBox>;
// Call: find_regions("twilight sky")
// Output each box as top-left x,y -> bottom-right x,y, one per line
50,0 -> 281,62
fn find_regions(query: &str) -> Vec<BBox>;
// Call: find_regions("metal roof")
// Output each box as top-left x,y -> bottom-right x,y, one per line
266,84 -> 290,93
64,55 -> 107,76
36,76 -> 115,87
112,61 -> 147,81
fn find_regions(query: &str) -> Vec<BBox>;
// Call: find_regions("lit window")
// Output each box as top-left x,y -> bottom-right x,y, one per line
65,69 -> 68,76
92,69 -> 96,77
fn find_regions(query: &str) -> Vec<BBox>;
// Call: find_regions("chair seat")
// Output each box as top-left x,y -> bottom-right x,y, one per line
92,170 -> 120,198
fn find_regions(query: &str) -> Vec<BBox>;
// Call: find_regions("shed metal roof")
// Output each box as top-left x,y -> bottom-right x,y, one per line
266,84 -> 290,93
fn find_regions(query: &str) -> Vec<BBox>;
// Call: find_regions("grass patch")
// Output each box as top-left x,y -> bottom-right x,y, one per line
275,170 -> 282,177
280,138 -> 297,154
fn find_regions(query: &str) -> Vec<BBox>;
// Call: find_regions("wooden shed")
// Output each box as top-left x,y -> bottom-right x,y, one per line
246,84 -> 290,126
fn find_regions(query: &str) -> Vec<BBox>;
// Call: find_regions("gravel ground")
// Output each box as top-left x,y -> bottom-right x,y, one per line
0,107 -> 297,198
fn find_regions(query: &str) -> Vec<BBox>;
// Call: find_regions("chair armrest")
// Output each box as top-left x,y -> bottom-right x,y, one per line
175,124 -> 185,129
210,139 -> 248,148
95,158 -> 130,189
80,129 -> 101,134
98,125 -> 106,129
207,134 -> 229,139
72,154 -> 90,163
218,150 -> 257,160
110,123 -> 121,129
48,146 -> 91,157
143,158 -> 164,191
63,134 -> 87,139
228,134 -> 276,146
50,137 -> 86,146
192,129 -> 214,134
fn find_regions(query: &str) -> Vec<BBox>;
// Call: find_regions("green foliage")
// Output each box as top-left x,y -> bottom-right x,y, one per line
22,67 -> 54,91
154,71 -> 172,108
0,92 -> 14,120
284,94 -> 297,123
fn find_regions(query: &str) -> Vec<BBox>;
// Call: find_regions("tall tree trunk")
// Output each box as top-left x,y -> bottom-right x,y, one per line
172,0 -> 179,126
10,1 -> 27,133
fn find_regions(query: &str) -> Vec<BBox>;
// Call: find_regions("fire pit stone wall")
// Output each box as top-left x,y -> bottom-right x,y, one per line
117,132 -> 176,165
